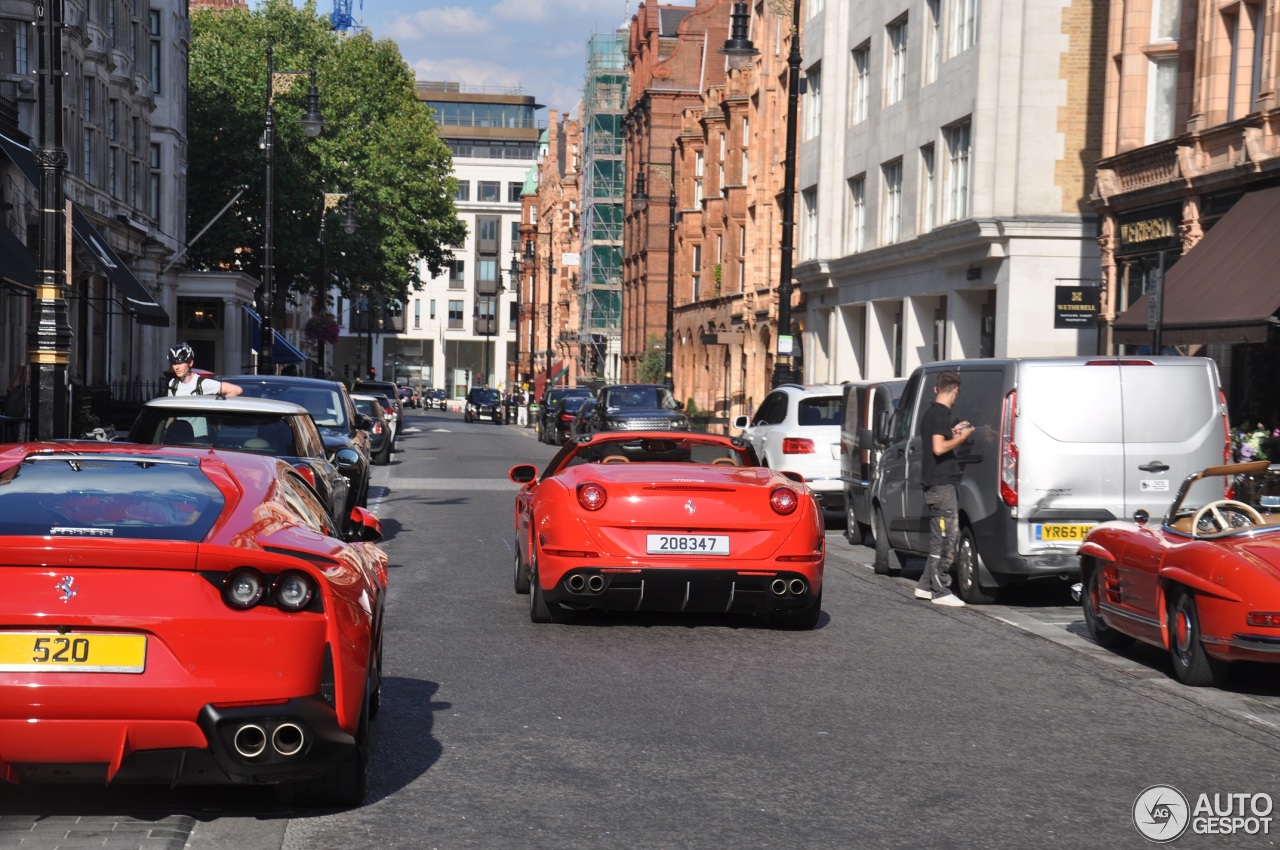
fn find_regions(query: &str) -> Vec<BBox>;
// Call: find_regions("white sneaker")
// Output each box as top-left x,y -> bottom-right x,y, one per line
913,588 -> 932,600
932,593 -> 966,607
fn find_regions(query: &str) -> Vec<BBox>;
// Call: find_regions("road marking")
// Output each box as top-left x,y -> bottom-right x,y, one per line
390,478 -> 519,491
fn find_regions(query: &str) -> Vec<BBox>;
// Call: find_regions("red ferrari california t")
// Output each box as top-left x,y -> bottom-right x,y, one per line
1079,459 -> 1280,687
0,442 -> 387,806
509,432 -> 824,629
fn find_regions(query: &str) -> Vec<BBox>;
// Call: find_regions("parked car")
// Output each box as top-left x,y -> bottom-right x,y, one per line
538,387 -> 593,442
570,397 -> 598,440
1079,459 -> 1280,687
872,356 -> 1229,603
580,384 -> 689,433
733,384 -> 845,520
127,396 -> 352,531
351,380 -> 403,428
509,431 -> 823,628
222,375 -> 374,514
839,380 -> 907,545
0,441 -> 386,805
399,385 -> 420,409
424,389 -> 448,410
547,393 -> 594,446
351,394 -> 393,465
464,387 -> 503,424
363,392 -> 399,448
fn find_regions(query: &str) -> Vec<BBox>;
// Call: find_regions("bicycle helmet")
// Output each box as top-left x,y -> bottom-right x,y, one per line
168,342 -> 195,364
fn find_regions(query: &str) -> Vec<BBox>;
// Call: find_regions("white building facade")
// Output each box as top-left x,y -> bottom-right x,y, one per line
794,0 -> 1105,382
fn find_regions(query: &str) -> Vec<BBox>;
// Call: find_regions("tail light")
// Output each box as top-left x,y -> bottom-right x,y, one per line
769,486 -> 799,515
273,571 -> 317,612
372,420 -> 383,436
999,390 -> 1018,508
291,464 -> 317,489
1246,612 -> 1280,627
223,568 -> 266,609
1220,387 -> 1231,466
578,482 -> 607,511
560,413 -> 575,422
782,438 -> 815,454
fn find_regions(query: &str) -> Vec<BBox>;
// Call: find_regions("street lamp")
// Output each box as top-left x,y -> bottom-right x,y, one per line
546,236 -> 554,388
509,247 -> 523,387
632,143 -> 678,390
259,45 -> 325,375
314,192 -> 356,377
722,0 -> 798,388
525,237 -> 538,386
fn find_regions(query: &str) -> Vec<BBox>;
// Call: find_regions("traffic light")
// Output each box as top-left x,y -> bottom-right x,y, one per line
367,367 -> 376,379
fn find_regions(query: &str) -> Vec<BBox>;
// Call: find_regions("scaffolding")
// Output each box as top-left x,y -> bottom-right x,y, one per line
577,28 -> 628,386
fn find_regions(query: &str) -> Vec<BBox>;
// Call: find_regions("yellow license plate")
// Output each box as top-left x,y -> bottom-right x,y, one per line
1034,523 -> 1095,542
0,633 -> 146,673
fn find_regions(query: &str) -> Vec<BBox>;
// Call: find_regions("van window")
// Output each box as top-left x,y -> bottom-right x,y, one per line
951,370 -> 1004,433
1018,365 -> 1123,443
893,374 -> 923,442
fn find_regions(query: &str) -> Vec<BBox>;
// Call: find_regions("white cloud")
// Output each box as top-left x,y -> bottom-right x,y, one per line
387,6 -> 489,41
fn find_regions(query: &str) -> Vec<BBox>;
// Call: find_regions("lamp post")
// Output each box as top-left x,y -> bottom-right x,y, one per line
525,237 -> 538,387
546,238 -> 554,388
315,192 -> 356,377
259,45 -> 324,375
631,144 -> 678,390
722,0 -> 797,387
509,247 -> 523,387
27,0 -> 70,439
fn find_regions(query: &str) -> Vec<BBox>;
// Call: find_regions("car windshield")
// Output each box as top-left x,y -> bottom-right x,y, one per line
554,436 -> 757,472
473,390 -> 501,405
353,399 -> 383,419
797,396 -> 841,426
0,454 -> 224,541
237,384 -> 348,428
132,411 -> 297,456
603,386 -> 677,411
561,396 -> 590,414
1167,462 -> 1280,535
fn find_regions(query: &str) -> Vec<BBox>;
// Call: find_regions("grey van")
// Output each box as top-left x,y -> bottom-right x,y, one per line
871,357 -> 1228,603
839,379 -> 906,545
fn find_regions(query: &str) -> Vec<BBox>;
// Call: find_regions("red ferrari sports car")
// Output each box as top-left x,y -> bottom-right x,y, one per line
1079,459 -> 1280,686
509,432 -> 825,629
0,442 -> 387,806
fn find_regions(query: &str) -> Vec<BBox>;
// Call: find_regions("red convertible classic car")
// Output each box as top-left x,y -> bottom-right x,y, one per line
509,432 -> 825,629
1079,460 -> 1280,686
0,442 -> 387,806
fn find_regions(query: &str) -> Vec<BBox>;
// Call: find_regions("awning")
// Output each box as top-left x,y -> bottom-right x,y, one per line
243,305 -> 308,366
1114,186 -> 1280,345
0,131 -> 169,326
0,217 -> 38,293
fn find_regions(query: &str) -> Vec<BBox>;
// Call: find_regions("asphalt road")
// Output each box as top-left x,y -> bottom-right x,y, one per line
3,408 -> 1280,849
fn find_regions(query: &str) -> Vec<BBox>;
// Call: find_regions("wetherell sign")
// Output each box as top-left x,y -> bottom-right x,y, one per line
1054,285 -> 1100,329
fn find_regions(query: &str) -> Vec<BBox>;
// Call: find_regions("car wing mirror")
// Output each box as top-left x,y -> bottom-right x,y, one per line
348,506 -> 383,542
732,415 -> 749,430
781,470 -> 805,484
856,427 -> 875,452
509,464 -> 538,484
356,414 -> 374,431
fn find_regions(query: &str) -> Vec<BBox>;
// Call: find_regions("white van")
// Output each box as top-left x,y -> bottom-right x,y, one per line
871,357 -> 1229,603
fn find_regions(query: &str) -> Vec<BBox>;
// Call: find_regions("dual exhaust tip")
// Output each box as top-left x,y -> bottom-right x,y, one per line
232,722 -> 306,759
771,578 -> 808,597
565,573 -> 606,594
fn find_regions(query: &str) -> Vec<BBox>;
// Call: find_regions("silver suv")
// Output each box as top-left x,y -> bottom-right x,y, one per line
733,384 -> 844,518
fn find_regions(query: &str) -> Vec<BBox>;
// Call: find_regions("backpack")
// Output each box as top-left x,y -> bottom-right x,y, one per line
168,376 -> 213,396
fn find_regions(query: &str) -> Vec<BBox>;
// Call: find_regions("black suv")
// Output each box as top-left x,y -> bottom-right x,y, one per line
222,375 -> 374,510
537,386 -> 592,443
582,384 -> 689,433
464,387 -> 503,424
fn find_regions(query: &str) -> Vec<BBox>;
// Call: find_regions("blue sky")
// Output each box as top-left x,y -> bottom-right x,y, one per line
339,0 -> 681,117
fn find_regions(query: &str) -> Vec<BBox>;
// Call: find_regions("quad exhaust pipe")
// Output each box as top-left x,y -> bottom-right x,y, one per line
232,722 -> 307,759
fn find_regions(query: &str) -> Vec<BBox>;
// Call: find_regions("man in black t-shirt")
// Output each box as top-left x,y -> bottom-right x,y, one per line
916,370 -> 974,606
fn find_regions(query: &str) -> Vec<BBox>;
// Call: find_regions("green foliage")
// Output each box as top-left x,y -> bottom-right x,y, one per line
187,0 -> 465,312
635,335 -> 666,385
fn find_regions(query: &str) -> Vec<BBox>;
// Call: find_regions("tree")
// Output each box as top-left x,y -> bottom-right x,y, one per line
635,335 -> 666,384
187,0 -> 465,320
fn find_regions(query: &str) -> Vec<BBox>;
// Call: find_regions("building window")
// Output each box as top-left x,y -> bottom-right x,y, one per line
507,182 -> 523,203
149,9 -> 161,94
953,0 -> 976,54
738,225 -> 746,291
478,181 -> 500,203
694,151 -> 704,204
430,299 -> 436,319
919,143 -> 936,234
692,243 -> 702,300
478,257 -> 498,283
448,300 -> 463,329
448,258 -> 466,288
477,217 -> 499,245
454,181 -> 470,202
1152,0 -> 1181,40
14,23 -> 27,74
148,143 -> 162,218
882,159 -> 902,244
851,42 -> 870,125
847,174 -> 866,253
924,0 -> 941,84
1146,56 -> 1178,142
945,120 -> 971,222
414,299 -> 421,329
801,187 -> 818,260
804,63 -> 822,139
886,17 -> 908,106
83,128 -> 94,183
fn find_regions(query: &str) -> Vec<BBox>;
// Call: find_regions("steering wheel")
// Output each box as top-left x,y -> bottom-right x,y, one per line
1190,499 -> 1265,536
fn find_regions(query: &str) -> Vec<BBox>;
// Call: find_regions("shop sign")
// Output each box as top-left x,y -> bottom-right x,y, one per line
1054,285 -> 1100,329
1116,205 -> 1182,255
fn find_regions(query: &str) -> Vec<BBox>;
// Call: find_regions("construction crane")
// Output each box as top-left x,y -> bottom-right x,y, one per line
330,0 -> 363,33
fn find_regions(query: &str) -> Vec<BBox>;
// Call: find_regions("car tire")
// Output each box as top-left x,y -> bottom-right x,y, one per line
464,412 -> 472,423
843,498 -> 867,546
955,525 -> 999,605
529,548 -> 554,623
374,439 -> 391,466
514,543 -> 530,595
1169,588 -> 1230,687
770,590 -> 822,630
872,507 -> 901,576
1081,565 -> 1134,649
